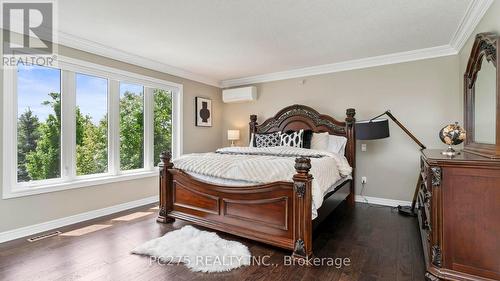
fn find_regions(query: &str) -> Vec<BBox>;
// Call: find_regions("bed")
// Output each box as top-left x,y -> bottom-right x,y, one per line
157,104 -> 356,260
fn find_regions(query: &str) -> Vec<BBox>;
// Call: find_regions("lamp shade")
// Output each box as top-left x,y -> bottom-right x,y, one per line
355,119 -> 390,140
227,130 -> 240,141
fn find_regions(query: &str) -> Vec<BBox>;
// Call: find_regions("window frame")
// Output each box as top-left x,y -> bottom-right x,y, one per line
2,56 -> 183,199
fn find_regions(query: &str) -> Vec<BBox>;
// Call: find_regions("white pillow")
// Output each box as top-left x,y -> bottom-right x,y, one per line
327,135 -> 348,156
310,132 -> 329,150
249,133 -> 254,147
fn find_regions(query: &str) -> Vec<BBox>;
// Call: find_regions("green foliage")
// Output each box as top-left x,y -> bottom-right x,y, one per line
17,108 -> 40,181
25,93 -> 61,180
154,89 -> 172,164
18,88 -> 172,182
76,107 -> 86,146
76,112 -> 108,176
120,91 -> 144,170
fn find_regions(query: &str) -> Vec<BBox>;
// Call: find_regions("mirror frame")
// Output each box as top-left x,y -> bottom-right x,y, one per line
464,32 -> 500,158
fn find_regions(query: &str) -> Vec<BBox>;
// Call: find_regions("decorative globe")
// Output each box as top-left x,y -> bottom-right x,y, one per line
439,122 -> 466,146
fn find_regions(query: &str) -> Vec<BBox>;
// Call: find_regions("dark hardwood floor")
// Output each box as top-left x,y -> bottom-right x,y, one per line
0,203 -> 425,281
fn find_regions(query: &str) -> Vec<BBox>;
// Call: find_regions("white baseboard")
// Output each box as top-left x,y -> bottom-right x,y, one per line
355,195 -> 411,207
0,196 -> 158,244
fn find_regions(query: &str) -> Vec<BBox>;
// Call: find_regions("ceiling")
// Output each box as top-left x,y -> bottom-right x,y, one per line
57,0 -> 489,87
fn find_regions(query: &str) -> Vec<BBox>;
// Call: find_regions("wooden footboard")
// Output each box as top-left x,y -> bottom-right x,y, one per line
157,152 -> 314,259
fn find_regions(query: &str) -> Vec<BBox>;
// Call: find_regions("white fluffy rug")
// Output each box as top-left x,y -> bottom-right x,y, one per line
132,225 -> 251,272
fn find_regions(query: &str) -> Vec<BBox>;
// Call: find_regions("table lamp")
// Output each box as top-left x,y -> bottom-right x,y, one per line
227,130 -> 240,146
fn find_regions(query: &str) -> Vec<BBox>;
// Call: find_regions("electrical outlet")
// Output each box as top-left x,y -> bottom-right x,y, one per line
361,176 -> 367,184
361,143 -> 367,152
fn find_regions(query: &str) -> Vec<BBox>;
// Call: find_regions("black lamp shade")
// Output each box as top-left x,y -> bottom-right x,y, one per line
355,119 -> 390,140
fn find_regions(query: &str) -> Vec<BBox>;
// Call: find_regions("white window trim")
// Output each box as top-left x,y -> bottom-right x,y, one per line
2,56 -> 183,199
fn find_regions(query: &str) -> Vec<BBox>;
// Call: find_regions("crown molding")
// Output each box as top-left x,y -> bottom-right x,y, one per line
57,31 -> 221,88
449,0 -> 494,52
220,45 -> 457,88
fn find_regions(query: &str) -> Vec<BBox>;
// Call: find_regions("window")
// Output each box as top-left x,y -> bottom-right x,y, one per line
17,65 -> 61,182
3,57 -> 183,198
153,89 -> 173,165
76,73 -> 108,176
119,83 -> 144,171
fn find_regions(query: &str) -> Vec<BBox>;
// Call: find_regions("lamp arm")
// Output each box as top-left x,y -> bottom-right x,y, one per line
373,111 -> 427,150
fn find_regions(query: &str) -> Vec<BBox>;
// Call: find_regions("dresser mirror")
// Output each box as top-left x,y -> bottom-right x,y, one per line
474,56 -> 496,144
464,32 -> 500,158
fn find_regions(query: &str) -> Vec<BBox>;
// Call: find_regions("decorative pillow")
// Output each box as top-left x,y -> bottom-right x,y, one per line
254,132 -> 282,147
327,135 -> 348,156
302,130 -> 314,149
310,132 -> 330,150
280,129 -> 304,147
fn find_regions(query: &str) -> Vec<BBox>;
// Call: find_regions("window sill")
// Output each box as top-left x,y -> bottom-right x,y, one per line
2,170 -> 158,199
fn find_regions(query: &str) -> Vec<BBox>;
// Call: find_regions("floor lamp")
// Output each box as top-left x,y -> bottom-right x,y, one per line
355,110 -> 426,217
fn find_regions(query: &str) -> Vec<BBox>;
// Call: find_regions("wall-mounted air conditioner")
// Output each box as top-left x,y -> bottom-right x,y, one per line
222,86 -> 257,103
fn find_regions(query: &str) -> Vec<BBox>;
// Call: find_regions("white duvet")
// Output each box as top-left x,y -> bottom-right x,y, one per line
172,146 -> 352,219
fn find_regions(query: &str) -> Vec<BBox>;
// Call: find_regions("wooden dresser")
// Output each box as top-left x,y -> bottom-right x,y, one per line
419,150 -> 500,281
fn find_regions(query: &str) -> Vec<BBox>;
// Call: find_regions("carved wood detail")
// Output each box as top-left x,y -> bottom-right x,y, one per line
250,105 -> 356,167
293,239 -> 306,257
258,106 -> 346,134
294,182 -> 306,198
292,156 -> 313,259
424,272 -> 440,281
431,245 -> 442,267
431,167 -> 441,187
466,33 -> 497,89
157,151 -> 174,223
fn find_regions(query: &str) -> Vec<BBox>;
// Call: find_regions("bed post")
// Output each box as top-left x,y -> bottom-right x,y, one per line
345,108 -> 356,207
292,157 -> 313,261
249,115 -> 258,143
157,151 -> 175,223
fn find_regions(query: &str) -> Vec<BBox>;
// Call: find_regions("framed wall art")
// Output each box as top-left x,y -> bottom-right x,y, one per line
195,97 -> 212,127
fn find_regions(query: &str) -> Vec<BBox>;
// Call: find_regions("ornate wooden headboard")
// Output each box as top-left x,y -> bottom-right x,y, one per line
249,104 -> 356,167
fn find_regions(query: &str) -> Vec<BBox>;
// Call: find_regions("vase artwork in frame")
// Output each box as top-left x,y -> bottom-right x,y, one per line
195,97 -> 212,127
